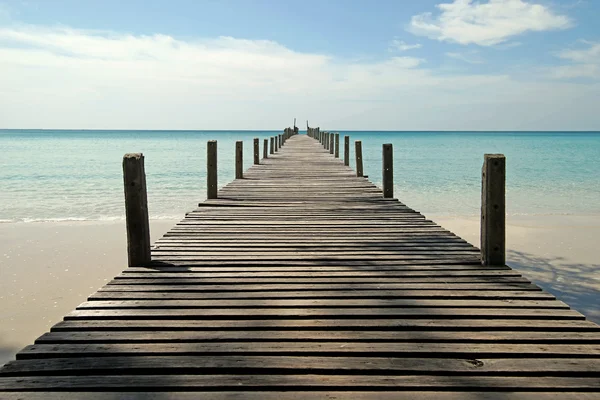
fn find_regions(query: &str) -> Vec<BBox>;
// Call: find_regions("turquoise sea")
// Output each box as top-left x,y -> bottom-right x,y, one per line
1,130 -> 599,222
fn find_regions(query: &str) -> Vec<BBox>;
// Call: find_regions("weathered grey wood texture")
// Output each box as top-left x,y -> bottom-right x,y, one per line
122,153 -> 151,267
2,135 -> 599,397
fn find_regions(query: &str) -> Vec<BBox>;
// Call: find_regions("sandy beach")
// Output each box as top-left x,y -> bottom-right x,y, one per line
1,215 -> 599,366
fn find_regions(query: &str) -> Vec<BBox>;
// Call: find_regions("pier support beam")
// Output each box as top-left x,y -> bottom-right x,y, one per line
481,154 -> 506,266
236,141 -> 243,179
275,136 -> 278,152
263,138 -> 268,159
270,137 -> 275,154
382,144 -> 393,198
335,133 -> 340,158
253,138 -> 259,165
355,141 -> 363,177
344,136 -> 350,166
123,153 -> 151,267
207,140 -> 218,199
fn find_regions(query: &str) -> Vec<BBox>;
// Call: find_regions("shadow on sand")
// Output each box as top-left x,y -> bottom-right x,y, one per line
507,249 -> 600,324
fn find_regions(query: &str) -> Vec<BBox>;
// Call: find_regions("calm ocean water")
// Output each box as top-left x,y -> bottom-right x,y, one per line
1,130 -> 599,222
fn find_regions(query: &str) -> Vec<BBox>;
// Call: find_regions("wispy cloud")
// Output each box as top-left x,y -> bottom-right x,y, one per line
548,41 -> 600,79
408,0 -> 572,46
445,51 -> 484,64
389,39 -> 422,52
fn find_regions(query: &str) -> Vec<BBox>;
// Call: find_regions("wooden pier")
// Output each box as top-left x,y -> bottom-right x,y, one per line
1,132 -> 600,398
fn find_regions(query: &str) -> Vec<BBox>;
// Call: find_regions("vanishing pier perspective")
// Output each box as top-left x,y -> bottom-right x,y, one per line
1,127 -> 600,398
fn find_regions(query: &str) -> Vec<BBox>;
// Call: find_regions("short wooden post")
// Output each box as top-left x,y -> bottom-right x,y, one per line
326,133 -> 330,150
481,154 -> 506,266
274,135 -> 278,152
279,134 -> 282,147
382,143 -> 393,198
235,141 -> 243,179
334,133 -> 339,158
355,141 -> 363,177
344,136 -> 350,166
123,153 -> 151,267
270,137 -> 275,154
207,140 -> 218,199
253,138 -> 260,165
263,138 -> 268,159
329,134 -> 334,155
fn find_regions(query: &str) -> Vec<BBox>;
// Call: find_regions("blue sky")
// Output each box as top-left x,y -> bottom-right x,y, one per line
0,0 -> 599,130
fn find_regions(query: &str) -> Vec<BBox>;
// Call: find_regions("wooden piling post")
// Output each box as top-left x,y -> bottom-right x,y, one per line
329,134 -> 334,155
326,133 -> 330,151
382,143 -> 393,198
274,135 -> 278,152
263,138 -> 268,159
279,134 -> 282,147
334,133 -> 339,158
481,154 -> 506,266
270,137 -> 275,154
123,153 -> 151,267
253,138 -> 259,165
236,141 -> 243,179
207,140 -> 218,199
355,141 -> 363,177
344,136 -> 350,166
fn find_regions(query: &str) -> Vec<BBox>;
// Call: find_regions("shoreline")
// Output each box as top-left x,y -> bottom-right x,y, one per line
1,215 -> 599,366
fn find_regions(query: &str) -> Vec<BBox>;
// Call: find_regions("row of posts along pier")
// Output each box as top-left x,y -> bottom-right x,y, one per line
123,125 -> 506,270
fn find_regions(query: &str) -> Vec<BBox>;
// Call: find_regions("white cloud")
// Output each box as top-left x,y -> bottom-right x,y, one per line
548,41 -> 600,79
0,24 -> 598,130
389,39 -> 422,52
408,0 -> 571,46
445,51 -> 484,64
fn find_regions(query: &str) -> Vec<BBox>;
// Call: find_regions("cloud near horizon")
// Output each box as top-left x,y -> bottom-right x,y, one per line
0,23 -> 598,130
408,0 -> 571,46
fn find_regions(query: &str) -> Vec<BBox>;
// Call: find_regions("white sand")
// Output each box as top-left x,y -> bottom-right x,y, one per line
0,220 -> 178,366
1,215 -> 599,366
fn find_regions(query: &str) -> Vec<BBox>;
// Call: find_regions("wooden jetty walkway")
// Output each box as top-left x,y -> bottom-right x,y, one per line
1,132 -> 600,398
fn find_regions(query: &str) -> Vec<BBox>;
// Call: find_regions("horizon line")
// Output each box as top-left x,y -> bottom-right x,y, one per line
1,128 -> 600,133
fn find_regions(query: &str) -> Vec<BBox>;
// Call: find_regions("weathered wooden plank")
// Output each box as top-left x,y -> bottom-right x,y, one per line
63,308 -> 585,320
33,330 -> 600,344
88,289 -> 554,300
4,356 -> 600,376
76,299 -> 568,309
50,319 -> 600,332
1,375 -> 600,390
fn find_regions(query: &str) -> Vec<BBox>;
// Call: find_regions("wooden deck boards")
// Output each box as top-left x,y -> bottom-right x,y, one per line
1,134 -> 599,397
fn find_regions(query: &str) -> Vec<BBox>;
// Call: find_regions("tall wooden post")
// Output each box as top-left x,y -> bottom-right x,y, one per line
207,140 -> 218,199
123,153 -> 151,267
355,141 -> 363,177
235,141 -> 243,179
481,154 -> 506,266
274,135 -> 278,152
382,144 -> 393,198
270,137 -> 275,154
344,136 -> 350,166
253,138 -> 259,165
334,133 -> 340,158
326,133 -> 330,151
263,138 -> 268,159
329,134 -> 334,155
